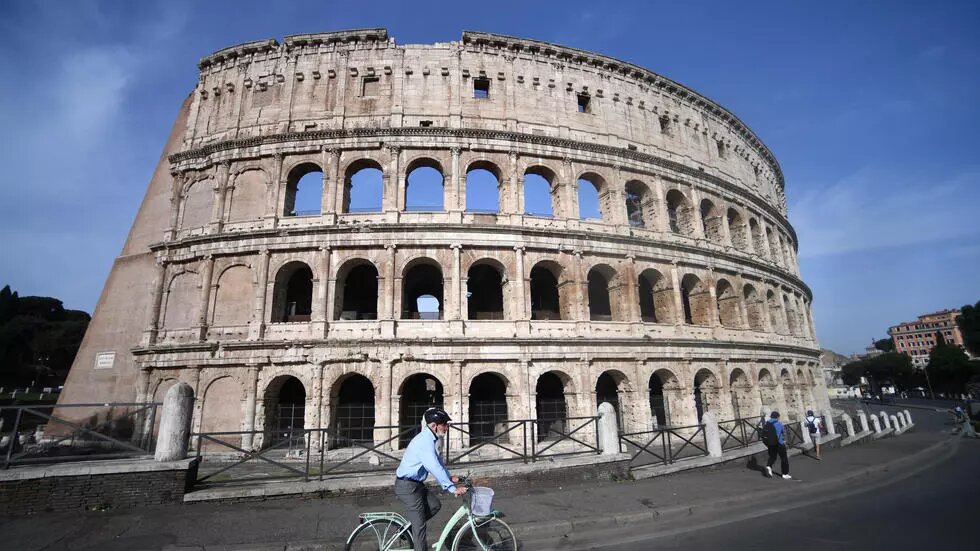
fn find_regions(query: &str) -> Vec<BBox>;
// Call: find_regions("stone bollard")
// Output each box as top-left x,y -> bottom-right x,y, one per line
904,410 -> 913,425
857,411 -> 870,433
597,402 -> 620,456
702,411 -> 723,458
823,412 -> 836,436
155,383 -> 194,462
896,414 -> 905,429
801,419 -> 812,445
870,415 -> 881,432
890,415 -> 900,431
879,412 -> 890,430
842,413 -> 855,437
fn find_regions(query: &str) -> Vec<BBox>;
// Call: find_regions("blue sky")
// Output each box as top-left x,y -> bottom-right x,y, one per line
1,0 -> 977,354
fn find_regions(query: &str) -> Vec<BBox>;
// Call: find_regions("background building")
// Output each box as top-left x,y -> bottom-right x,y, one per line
890,309 -> 965,368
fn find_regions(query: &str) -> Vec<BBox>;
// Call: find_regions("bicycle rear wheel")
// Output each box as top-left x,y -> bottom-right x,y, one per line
346,518 -> 414,551
451,517 -> 517,551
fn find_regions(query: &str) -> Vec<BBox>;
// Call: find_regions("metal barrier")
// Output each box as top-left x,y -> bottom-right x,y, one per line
833,418 -> 848,437
619,423 -> 708,469
0,402 -> 160,469
783,422 -> 804,447
718,418 -> 763,450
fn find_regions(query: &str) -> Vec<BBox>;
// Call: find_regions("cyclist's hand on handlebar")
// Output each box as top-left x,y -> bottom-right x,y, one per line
454,486 -> 468,497
451,475 -> 460,484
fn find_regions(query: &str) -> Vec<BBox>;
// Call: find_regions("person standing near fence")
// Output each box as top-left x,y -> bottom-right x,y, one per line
761,411 -> 791,479
805,409 -> 823,460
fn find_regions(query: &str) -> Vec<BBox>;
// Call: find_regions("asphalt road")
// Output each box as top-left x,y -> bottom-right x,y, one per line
597,403 -> 979,551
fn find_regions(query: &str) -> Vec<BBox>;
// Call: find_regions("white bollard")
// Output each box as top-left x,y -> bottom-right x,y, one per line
823,412 -> 836,435
904,410 -> 913,425
155,383 -> 194,462
870,415 -> 881,432
842,413 -> 854,437
701,411 -> 723,458
890,415 -> 900,431
879,412 -> 890,430
801,419 -> 812,445
857,411 -> 870,433
597,402 -> 620,456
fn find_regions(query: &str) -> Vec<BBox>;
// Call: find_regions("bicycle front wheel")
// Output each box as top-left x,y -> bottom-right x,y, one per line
451,517 -> 517,551
346,518 -> 414,551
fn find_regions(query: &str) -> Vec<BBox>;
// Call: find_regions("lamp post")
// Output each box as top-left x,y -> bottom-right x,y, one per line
923,364 -> 935,400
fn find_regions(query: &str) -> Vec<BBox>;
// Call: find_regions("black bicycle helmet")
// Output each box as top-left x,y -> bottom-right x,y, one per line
424,407 -> 452,425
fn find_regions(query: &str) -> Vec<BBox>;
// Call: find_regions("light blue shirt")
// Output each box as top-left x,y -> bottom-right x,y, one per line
395,427 -> 456,493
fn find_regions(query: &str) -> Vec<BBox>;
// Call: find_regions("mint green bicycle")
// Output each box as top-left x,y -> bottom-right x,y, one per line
345,477 -> 517,550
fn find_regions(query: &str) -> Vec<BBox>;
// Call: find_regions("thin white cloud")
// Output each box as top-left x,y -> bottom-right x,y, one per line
790,166 -> 980,258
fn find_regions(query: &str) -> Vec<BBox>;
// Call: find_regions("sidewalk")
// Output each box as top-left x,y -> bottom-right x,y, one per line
0,426 -> 950,551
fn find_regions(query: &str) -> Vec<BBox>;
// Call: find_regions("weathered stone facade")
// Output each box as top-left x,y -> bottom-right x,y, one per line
59,29 -> 826,453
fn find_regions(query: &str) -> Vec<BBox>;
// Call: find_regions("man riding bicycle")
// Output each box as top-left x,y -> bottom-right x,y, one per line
395,407 -> 468,551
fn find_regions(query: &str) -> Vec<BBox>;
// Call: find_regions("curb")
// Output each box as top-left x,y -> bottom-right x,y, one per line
515,434 -> 954,543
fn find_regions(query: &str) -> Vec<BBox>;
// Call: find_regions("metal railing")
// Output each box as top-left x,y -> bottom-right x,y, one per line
0,402 -> 160,469
619,423 -> 709,469
833,418 -> 849,437
718,418 -> 763,450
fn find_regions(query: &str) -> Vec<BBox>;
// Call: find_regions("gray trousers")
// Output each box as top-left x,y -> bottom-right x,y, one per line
395,478 -> 442,551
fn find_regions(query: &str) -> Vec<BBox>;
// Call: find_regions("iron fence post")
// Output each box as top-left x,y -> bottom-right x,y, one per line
304,429 -> 311,482
522,421 -> 528,464
4,407 -> 23,469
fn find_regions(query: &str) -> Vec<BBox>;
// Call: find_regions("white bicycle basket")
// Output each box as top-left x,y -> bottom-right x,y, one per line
470,486 -> 495,516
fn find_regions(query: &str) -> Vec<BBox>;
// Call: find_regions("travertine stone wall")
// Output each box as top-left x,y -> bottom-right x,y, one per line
60,29 -> 827,454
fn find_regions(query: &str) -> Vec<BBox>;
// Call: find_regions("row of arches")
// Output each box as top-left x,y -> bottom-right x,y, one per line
173,362 -> 823,452
165,254 -> 814,339
176,156 -> 796,271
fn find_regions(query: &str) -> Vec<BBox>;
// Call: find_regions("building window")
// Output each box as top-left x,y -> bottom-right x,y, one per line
716,140 -> 726,158
659,115 -> 672,135
473,77 -> 490,99
362,77 -> 379,97
577,93 -> 591,113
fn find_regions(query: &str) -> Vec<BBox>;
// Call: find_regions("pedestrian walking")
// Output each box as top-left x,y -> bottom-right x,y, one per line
805,409 -> 823,460
760,411 -> 791,479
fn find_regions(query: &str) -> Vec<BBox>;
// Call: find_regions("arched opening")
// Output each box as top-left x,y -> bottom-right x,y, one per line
402,261 -> 443,320
715,279 -> 741,328
467,263 -> 505,320
212,265 -> 253,326
680,274 -> 711,326
767,290 -> 783,332
784,294 -> 800,336
649,369 -> 677,428
780,369 -> 800,420
728,369 -> 752,419
744,285 -> 765,331
595,371 -> 626,425
749,218 -> 766,256
779,235 -> 793,269
625,181 -> 654,228
759,369 -> 778,413
577,174 -> 603,220
727,208 -> 748,250
530,262 -> 562,320
405,160 -> 444,212
468,372 -> 509,444
638,269 -> 673,323
767,227 -> 782,265
399,374 -> 444,448
665,189 -> 693,235
536,371 -> 569,442
700,199 -> 723,243
524,167 -> 557,217
587,267 -> 613,321
180,179 -> 214,230
264,376 -> 306,448
284,163 -> 323,216
343,160 -> 384,213
332,374 -> 375,448
335,262 -> 379,320
272,262 -> 313,322
693,369 -> 718,423
465,164 -> 500,213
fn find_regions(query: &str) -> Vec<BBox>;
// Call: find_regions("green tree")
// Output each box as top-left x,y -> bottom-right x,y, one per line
0,285 -> 19,325
956,300 -> 980,357
874,338 -> 896,353
927,336 -> 974,394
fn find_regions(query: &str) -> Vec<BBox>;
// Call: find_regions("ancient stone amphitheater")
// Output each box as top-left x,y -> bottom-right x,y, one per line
61,29 -> 827,454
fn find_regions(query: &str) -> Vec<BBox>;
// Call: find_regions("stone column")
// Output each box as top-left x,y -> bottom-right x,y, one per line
155,383 -> 194,462
312,246 -> 330,337
265,153 -> 285,227
513,246 -> 527,320
670,262 -> 684,325
823,411 -> 836,435
250,249 -> 271,340
384,146 -> 402,214
242,364 -> 261,450
652,176 -> 670,233
624,255 -> 640,322
323,147 -> 341,219
450,146 -> 462,213
209,161 -> 231,234
689,187 -> 707,240
385,244 -> 397,319
197,255 -> 215,340
573,251 -> 587,321
166,171 -> 184,240
706,270 -> 720,328
310,363 -> 324,449
450,244 -> 462,320
760,281 -> 774,333
561,158 -> 579,220
509,151 -> 521,217
702,411 -> 723,458
144,259 -> 168,345
597,401 -> 620,455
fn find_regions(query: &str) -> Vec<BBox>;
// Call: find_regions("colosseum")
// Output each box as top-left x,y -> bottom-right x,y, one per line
60,29 -> 827,457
